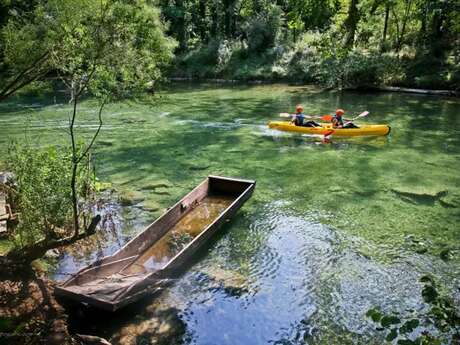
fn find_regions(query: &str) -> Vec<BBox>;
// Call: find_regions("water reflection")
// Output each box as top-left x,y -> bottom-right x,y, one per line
69,202 -> 458,344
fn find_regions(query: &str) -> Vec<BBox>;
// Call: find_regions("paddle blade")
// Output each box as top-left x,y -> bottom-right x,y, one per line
279,113 -> 291,118
349,111 -> 370,121
321,115 -> 333,121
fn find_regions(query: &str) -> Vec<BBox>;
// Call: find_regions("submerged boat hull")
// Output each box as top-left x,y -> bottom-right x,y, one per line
55,175 -> 255,311
268,121 -> 391,137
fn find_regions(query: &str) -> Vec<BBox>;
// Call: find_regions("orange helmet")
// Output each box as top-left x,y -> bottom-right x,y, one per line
336,109 -> 345,116
296,104 -> 304,112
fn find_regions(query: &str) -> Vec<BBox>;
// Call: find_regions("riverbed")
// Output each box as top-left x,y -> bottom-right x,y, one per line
0,83 -> 459,344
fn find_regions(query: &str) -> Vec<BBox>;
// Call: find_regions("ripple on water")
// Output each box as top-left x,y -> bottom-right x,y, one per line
143,202 -> 454,345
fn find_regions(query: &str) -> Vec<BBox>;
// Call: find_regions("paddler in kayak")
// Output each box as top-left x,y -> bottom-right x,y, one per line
291,105 -> 321,127
332,109 -> 359,129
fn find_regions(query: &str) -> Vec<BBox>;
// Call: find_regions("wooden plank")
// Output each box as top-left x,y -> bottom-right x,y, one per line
94,178 -> 210,267
0,192 -> 7,234
0,221 -> 6,234
66,255 -> 140,286
161,182 -> 255,275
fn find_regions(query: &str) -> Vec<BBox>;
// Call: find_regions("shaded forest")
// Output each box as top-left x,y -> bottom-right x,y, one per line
1,0 -> 459,91
160,0 -> 460,89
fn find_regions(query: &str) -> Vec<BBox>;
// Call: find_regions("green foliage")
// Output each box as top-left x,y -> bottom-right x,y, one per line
287,0 -> 337,32
366,275 -> 460,344
1,1 -> 177,264
6,143 -> 94,251
16,80 -> 54,97
243,4 -> 284,53
0,239 -> 13,255
167,0 -> 459,89
1,0 -> 176,101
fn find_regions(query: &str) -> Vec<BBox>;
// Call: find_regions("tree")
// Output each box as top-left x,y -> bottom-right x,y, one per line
1,0 -> 176,266
342,0 -> 360,48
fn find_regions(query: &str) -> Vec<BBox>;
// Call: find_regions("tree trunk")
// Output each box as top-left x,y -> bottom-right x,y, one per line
396,0 -> 413,51
380,4 -> 390,52
430,9 -> 445,40
4,215 -> 101,267
198,0 -> 207,41
223,0 -> 232,38
175,0 -> 187,51
70,88 -> 80,238
419,1 -> 427,40
210,1 -> 219,37
342,0 -> 360,49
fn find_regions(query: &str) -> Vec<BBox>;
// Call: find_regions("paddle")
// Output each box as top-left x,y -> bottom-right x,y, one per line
279,113 -> 331,121
323,111 -> 370,138
280,111 -> 369,123
320,111 -> 370,122
348,111 -> 369,121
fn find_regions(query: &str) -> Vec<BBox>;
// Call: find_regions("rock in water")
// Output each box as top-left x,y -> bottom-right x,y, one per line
118,190 -> 145,206
391,186 -> 448,205
199,265 -> 249,296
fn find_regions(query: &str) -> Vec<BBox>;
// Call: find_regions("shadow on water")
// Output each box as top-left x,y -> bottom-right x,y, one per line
64,298 -> 186,345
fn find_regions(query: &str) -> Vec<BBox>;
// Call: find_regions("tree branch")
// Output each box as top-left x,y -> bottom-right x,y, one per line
0,51 -> 50,102
70,88 -> 80,238
77,98 -> 106,164
6,215 -> 101,265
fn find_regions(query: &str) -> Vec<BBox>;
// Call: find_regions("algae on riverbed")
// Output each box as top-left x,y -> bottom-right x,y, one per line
0,83 -> 459,344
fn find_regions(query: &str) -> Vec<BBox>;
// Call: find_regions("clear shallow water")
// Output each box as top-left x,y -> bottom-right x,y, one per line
0,84 -> 459,344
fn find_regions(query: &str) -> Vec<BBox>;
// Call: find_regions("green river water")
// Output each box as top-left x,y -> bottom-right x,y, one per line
0,83 -> 459,344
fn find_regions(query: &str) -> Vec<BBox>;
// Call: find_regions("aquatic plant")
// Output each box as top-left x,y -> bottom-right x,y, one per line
168,232 -> 193,253
366,275 -> 460,344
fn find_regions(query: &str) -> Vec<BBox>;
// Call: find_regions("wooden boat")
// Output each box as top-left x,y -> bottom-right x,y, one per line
55,175 -> 256,311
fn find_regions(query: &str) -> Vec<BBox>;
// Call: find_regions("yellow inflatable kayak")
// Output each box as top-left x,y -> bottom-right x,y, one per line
268,121 -> 391,137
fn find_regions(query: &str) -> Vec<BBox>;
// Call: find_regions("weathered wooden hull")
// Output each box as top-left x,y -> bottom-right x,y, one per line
55,176 -> 255,311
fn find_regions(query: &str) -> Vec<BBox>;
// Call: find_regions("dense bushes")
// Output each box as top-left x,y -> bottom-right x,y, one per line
172,30 -> 460,90
6,144 -> 95,253
168,0 -> 460,91
244,4 -> 283,53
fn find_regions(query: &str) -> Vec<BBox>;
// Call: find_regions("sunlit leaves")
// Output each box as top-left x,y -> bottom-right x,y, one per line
1,0 -> 176,101
6,144 -> 93,248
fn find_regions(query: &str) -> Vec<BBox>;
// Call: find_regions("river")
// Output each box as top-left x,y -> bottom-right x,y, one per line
0,83 -> 459,344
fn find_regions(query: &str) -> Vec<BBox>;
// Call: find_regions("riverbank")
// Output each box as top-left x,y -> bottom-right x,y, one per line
171,35 -> 460,93
0,269 -> 75,345
169,77 -> 460,97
